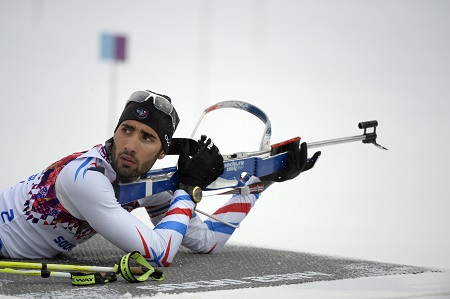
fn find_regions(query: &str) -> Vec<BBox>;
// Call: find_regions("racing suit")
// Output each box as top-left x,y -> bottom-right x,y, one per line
0,142 -> 259,266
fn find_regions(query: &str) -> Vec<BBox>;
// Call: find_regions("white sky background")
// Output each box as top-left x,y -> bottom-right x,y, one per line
0,0 -> 449,270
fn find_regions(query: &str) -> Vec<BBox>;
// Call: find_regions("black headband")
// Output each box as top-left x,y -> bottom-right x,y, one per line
114,91 -> 180,153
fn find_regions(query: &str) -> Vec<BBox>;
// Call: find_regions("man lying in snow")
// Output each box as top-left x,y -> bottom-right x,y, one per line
0,89 -> 320,267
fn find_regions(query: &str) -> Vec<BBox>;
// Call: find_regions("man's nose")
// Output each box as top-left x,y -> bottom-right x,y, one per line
124,134 -> 138,153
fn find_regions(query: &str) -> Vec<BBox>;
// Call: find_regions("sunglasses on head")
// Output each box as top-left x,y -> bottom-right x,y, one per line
127,90 -> 179,131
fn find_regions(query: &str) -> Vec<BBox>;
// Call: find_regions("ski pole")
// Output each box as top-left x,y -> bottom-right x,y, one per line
0,264 -> 118,285
0,251 -> 164,285
0,260 -> 121,273
0,267 -> 71,278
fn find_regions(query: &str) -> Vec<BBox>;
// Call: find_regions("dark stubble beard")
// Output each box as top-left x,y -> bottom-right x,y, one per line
110,144 -> 154,183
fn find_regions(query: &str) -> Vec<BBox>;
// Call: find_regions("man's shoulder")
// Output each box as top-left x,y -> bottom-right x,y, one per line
60,144 -> 114,180
78,144 -> 110,163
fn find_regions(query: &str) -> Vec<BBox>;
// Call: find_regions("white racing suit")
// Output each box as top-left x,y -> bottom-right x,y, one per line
0,143 -> 260,266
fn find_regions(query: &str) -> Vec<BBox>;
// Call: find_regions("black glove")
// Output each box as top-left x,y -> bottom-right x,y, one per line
260,141 -> 321,183
177,137 -> 224,190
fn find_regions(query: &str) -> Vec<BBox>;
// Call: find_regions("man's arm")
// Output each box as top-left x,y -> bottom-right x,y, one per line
56,159 -> 194,267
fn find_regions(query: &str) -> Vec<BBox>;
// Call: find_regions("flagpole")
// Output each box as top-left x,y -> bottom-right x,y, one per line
100,33 -> 127,137
108,61 -> 118,135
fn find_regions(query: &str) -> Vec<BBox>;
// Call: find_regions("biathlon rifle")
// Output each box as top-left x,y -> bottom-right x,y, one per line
117,101 -> 387,205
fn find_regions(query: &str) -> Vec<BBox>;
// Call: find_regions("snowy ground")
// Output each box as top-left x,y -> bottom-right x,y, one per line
0,271 -> 448,299
136,271 -> 450,299
119,271 -> 450,299
119,207 -> 450,299
124,210 -> 450,299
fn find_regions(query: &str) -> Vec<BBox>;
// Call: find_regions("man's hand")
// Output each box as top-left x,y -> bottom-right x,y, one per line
260,140 -> 321,183
177,137 -> 224,190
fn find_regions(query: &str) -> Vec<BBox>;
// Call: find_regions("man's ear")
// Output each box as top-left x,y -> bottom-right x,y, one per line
158,150 -> 166,160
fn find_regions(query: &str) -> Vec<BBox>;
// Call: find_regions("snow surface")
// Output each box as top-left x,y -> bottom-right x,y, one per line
128,271 -> 450,299
0,271 -> 449,299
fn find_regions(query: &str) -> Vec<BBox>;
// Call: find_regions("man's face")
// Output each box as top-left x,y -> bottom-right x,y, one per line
111,120 -> 166,182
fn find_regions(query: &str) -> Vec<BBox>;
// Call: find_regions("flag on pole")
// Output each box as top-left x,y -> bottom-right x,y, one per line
100,33 -> 127,62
